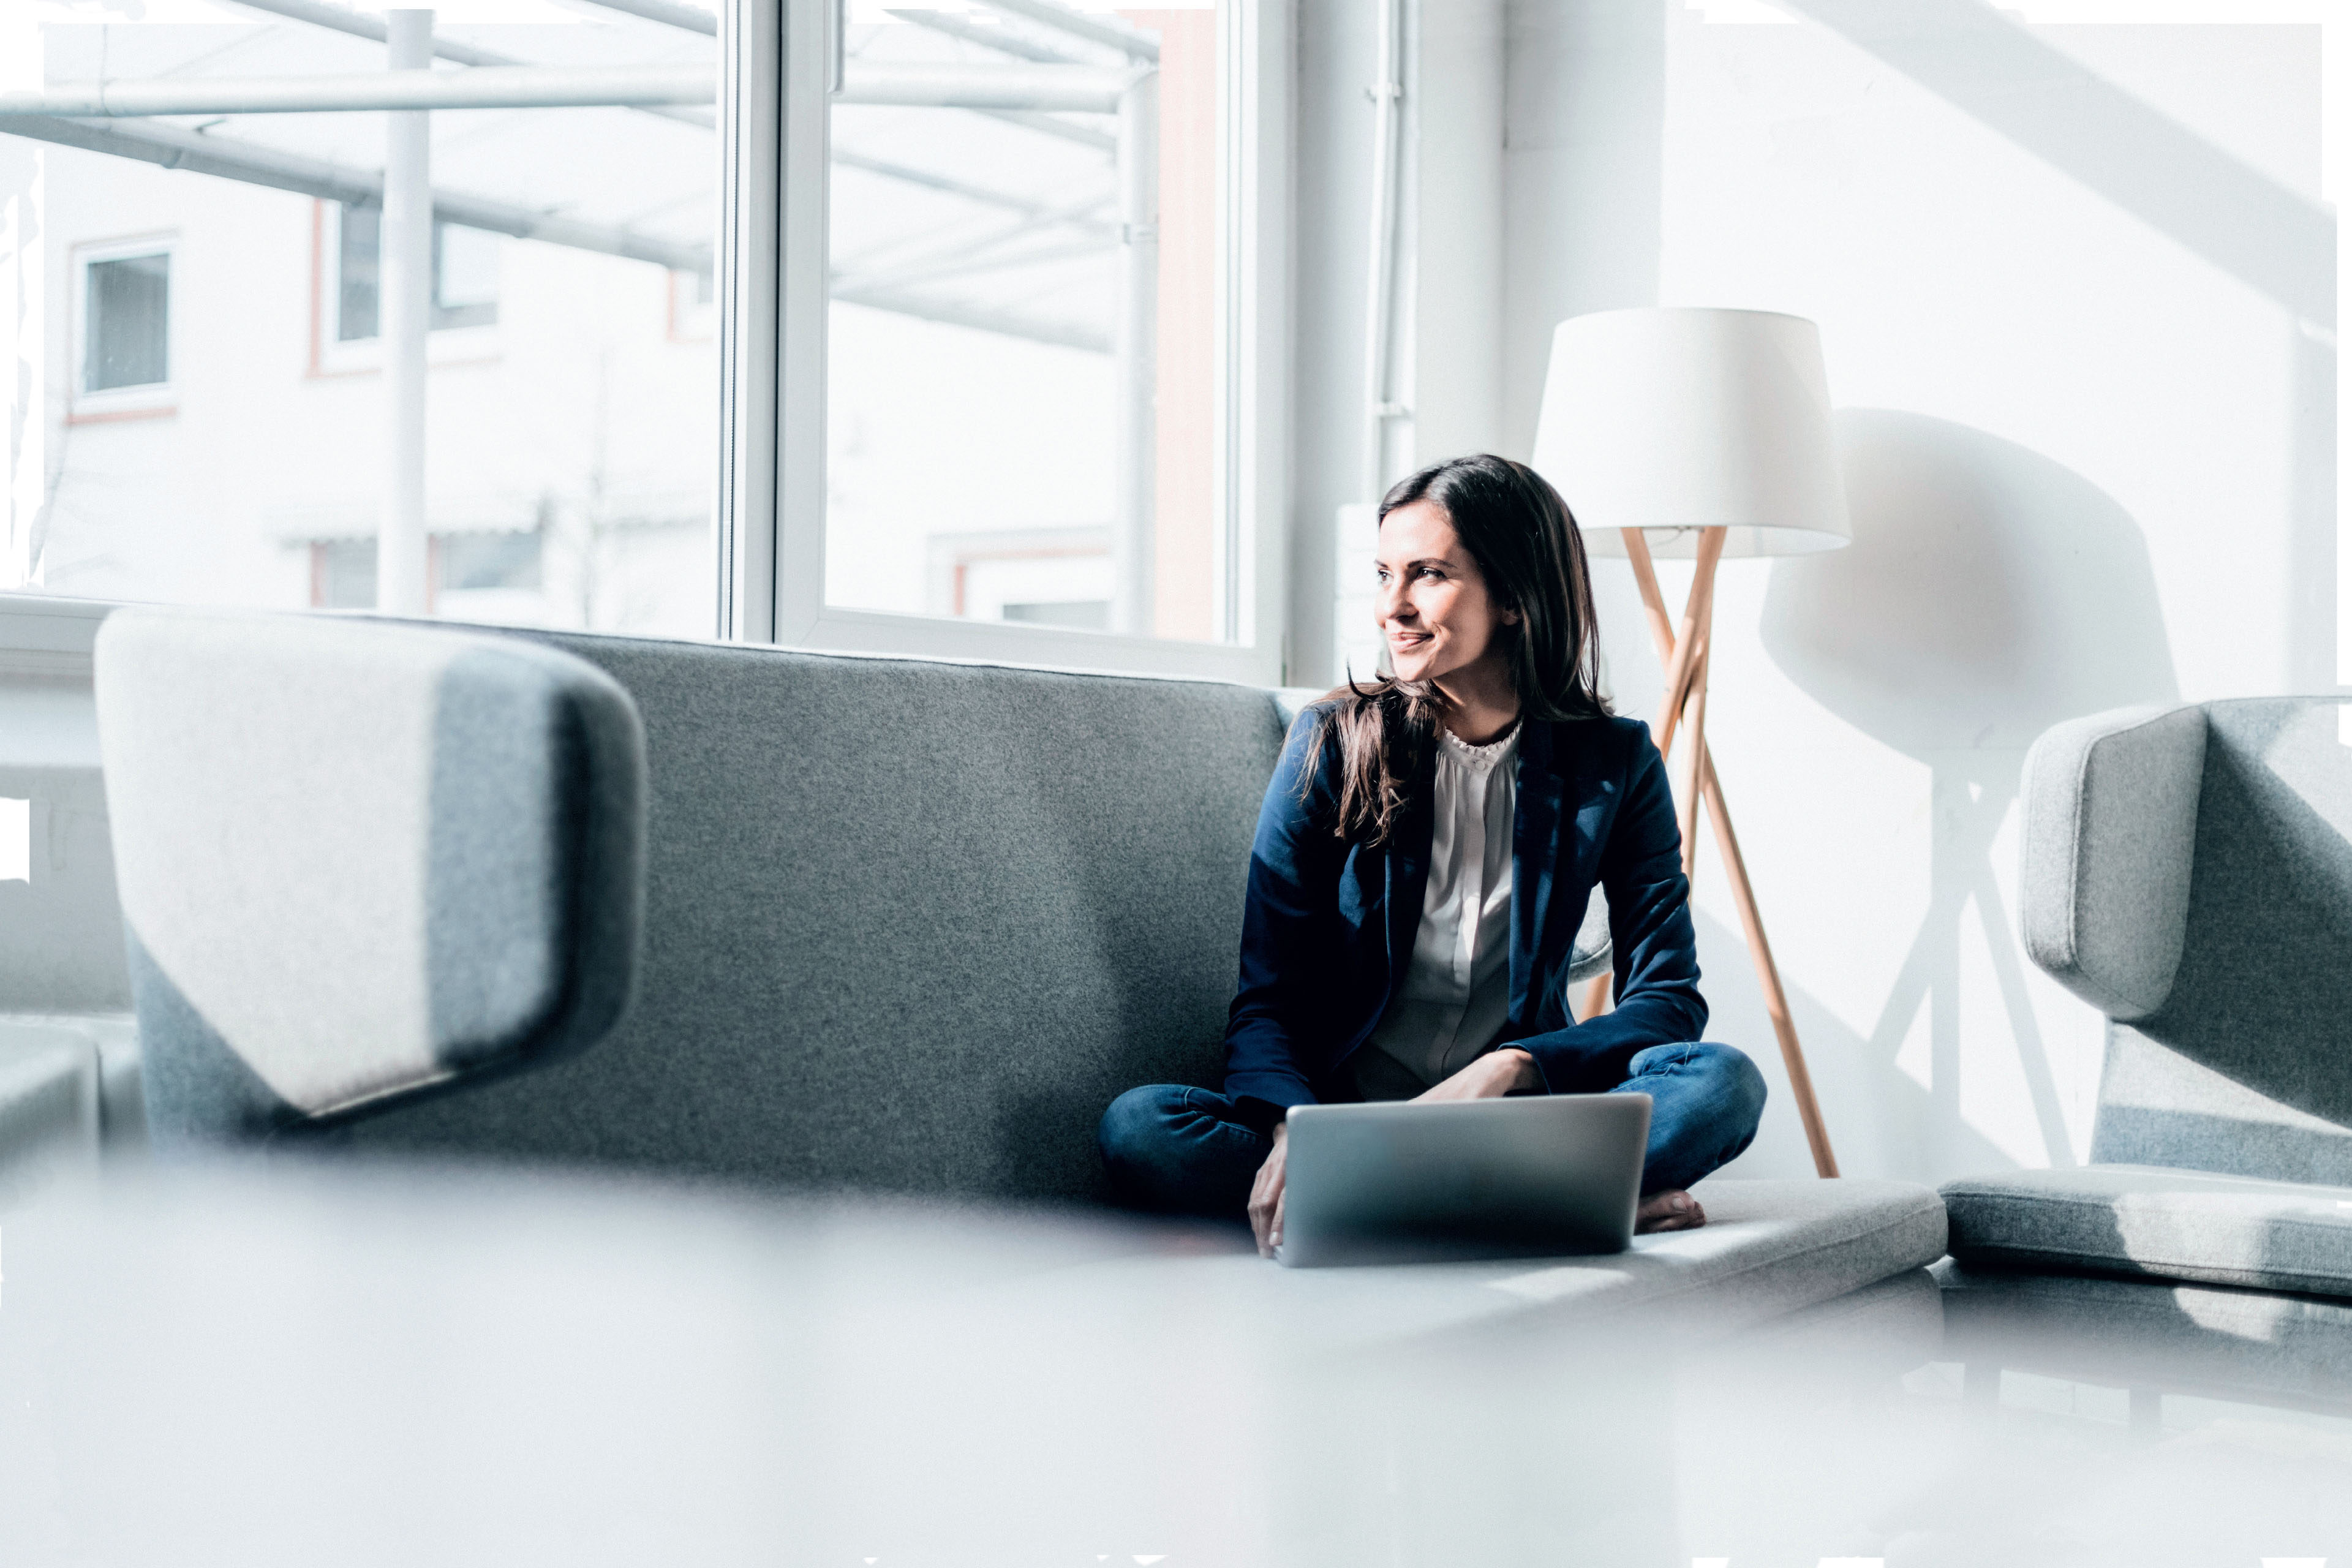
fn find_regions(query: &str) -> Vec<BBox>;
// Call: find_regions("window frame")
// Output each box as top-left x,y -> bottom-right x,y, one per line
722,0 -> 1292,684
72,233 -> 177,420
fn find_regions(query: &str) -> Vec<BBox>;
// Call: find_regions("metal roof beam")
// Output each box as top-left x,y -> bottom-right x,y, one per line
221,0 -> 714,127
0,65 -> 714,116
830,147 -> 1113,235
1,115 -> 712,273
836,61 -> 1131,114
967,107 -> 1114,153
883,8 -> 1087,65
976,0 -> 1156,63
570,0 -> 717,37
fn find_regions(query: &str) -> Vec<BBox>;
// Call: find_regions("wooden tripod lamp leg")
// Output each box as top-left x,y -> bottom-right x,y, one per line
1579,529 -> 1723,1025
1597,526 -> 1841,1179
1700,750 -> 1840,1177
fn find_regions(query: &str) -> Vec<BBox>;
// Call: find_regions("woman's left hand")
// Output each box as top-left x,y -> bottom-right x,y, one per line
1413,1047 -> 1540,1101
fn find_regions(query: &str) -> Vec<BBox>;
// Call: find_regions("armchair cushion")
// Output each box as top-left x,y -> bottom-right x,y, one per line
1943,1163 -> 2352,1299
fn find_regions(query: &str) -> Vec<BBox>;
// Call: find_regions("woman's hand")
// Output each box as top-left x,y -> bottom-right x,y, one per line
1412,1046 -> 1540,1102
1248,1121 -> 1289,1259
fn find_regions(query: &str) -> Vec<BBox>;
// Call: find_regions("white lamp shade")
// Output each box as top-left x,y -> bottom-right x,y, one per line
1529,307 -> 1850,559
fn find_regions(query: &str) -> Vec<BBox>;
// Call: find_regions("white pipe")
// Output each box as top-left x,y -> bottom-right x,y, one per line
887,7 -> 1085,65
831,282 -> 1109,354
1110,68 -> 1158,637
831,148 -> 1115,235
970,108 -> 1114,153
837,62 -> 1132,113
0,64 -> 715,116
980,0 -> 1159,63
572,0 -> 715,37
0,115 -> 710,271
377,10 -> 432,617
221,0 -> 715,128
1360,0 -> 1404,506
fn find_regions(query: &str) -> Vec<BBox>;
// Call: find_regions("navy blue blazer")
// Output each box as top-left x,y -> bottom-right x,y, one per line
1221,704 -> 1706,1109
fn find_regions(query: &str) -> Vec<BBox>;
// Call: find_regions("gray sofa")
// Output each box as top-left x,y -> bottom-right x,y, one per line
91,606 -> 1942,1327
1941,698 -> 2352,1390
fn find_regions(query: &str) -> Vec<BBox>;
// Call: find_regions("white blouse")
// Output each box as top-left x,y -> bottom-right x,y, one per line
1349,722 -> 1520,1100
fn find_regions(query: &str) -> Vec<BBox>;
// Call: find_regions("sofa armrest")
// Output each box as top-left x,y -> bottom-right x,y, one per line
95,608 -> 647,1143
2019,703 -> 2206,1020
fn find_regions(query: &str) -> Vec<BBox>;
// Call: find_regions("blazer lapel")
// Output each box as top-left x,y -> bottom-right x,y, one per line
1510,719 -> 1567,1025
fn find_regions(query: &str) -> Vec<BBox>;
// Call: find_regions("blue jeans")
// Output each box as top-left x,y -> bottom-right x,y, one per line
1097,1042 -> 1767,1218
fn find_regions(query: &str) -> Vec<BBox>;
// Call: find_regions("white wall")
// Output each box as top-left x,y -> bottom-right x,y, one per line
1468,2 -> 2331,1183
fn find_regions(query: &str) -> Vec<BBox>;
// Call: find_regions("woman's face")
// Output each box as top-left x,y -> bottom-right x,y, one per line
1374,500 -> 1515,690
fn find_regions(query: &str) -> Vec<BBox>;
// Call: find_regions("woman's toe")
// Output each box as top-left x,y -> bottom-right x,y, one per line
1635,1190 -> 1707,1234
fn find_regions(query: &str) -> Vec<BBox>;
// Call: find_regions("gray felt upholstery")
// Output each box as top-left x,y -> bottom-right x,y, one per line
94,609 -> 647,1142
333,628 -> 1291,1204
2018,703 -> 2206,1022
1961,695 -> 2352,1300
1944,1164 -> 2352,1298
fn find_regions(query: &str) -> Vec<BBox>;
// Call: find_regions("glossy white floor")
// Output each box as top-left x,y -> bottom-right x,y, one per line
1,1158 -> 2345,1566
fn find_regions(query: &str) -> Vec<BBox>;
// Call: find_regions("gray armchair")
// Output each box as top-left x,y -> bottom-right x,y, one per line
1943,697 -> 2352,1308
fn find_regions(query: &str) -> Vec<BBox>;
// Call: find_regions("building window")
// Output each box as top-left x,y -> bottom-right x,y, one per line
309,529 -> 543,612
72,240 -> 176,414
84,251 -> 170,392
336,203 -> 502,341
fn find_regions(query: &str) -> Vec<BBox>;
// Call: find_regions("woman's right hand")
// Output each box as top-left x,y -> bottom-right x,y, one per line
1248,1121 -> 1289,1259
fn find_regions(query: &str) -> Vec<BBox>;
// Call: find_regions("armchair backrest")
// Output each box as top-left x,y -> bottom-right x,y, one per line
2023,697 -> 2352,1184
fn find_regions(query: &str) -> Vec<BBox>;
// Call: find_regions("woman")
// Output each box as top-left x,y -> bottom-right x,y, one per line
1099,454 -> 1766,1257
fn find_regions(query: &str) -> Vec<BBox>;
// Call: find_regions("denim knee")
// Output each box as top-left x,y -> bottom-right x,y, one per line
1683,1041 -> 1767,1131
1097,1083 -> 1188,1171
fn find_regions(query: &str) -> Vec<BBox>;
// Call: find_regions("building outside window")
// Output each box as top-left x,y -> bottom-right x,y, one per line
334,203 -> 500,342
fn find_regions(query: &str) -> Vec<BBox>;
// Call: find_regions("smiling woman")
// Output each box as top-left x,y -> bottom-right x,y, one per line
1098,453 -> 1770,1255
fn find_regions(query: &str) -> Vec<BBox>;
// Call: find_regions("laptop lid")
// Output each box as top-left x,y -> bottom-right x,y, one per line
1276,1094 -> 1651,1268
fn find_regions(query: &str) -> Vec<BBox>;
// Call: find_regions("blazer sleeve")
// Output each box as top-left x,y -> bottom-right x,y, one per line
1221,710 -> 1351,1112
1513,725 -> 1708,1092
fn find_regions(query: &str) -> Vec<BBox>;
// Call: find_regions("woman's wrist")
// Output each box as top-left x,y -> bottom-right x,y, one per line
1497,1047 -> 1539,1092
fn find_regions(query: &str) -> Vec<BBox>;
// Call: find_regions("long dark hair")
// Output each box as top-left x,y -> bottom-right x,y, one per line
1308,454 -> 1610,845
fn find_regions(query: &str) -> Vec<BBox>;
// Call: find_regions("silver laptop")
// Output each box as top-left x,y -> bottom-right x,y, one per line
1276,1094 -> 1651,1267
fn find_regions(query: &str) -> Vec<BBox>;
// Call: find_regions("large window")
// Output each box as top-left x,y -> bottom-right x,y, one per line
5,10 -> 717,637
749,0 -> 1289,681
4,1 -> 1288,677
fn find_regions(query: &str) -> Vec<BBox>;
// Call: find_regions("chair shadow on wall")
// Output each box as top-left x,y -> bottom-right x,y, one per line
1759,409 -> 2180,1171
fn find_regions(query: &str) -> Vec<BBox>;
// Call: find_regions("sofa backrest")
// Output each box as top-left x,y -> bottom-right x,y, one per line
2083,698 -> 2352,1184
322,627 -> 1288,1205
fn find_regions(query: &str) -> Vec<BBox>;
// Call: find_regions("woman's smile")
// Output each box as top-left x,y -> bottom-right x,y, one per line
1373,499 -> 1515,704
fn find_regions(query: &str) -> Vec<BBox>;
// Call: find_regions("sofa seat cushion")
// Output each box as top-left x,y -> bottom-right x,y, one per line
1086,1177 -> 1949,1343
1943,1163 -> 2352,1298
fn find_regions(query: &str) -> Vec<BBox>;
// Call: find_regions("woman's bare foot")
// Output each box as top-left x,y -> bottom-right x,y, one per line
1636,1190 -> 1705,1234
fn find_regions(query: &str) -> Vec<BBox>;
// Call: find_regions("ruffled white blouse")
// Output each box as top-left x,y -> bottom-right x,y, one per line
1349,722 -> 1520,1099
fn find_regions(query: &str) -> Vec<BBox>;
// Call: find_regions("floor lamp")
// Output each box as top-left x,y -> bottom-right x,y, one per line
1529,307 -> 1850,1179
